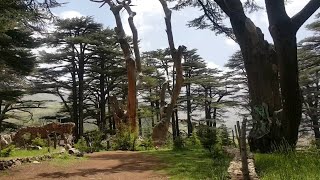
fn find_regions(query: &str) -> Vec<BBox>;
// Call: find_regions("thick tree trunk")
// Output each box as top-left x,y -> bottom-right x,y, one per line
228,13 -> 282,153
127,58 -> 137,132
266,0 -> 302,148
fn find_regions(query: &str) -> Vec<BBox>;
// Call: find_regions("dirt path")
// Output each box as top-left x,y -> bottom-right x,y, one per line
0,151 -> 168,180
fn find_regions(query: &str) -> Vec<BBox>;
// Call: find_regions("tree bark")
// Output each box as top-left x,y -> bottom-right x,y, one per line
152,0 -> 184,146
210,0 -> 283,152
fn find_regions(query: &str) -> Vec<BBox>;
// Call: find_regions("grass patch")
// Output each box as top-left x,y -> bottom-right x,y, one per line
0,147 -> 62,160
145,149 -> 231,180
255,152 -> 320,180
49,153 -> 87,167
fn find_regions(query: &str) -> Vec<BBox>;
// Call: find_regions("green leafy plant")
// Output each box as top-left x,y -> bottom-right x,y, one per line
112,124 -> 137,151
85,130 -> 105,152
196,126 -> 217,152
74,137 -> 90,153
185,132 -> 202,149
218,124 -> 231,146
0,145 -> 15,157
31,136 -> 46,147
173,136 -> 186,150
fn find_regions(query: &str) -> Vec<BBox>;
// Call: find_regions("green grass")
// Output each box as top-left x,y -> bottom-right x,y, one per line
145,149 -> 231,180
0,147 -> 63,160
255,152 -> 320,180
49,153 -> 87,167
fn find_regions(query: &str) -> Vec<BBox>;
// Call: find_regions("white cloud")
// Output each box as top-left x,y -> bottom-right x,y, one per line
225,38 -> 237,47
121,0 -> 163,47
286,0 -> 311,17
59,10 -> 84,19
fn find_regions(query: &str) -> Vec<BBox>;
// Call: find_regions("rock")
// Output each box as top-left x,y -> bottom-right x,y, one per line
65,144 -> 72,150
76,152 -> 84,157
32,161 -> 40,164
60,147 -> 66,153
68,148 -> 80,154
27,145 -> 42,150
14,160 -> 22,166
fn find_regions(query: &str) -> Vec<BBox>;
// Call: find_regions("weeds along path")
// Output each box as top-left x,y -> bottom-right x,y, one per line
0,151 -> 168,180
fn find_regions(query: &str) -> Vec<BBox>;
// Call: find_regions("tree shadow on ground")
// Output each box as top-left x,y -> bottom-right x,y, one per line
36,151 -> 165,179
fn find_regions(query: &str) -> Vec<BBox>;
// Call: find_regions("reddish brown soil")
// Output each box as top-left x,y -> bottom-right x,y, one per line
0,151 -> 168,180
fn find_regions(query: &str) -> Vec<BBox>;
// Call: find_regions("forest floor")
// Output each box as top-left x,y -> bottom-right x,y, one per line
0,151 -> 168,180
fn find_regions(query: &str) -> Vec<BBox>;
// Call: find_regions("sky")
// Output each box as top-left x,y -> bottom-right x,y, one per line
52,0 -> 318,69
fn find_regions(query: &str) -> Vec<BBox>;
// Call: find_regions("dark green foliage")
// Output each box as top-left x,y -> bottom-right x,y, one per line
218,124 -> 231,146
112,125 -> 137,151
74,137 -> 90,153
0,145 -> 15,157
185,132 -> 201,149
138,136 -> 154,150
85,130 -> 105,152
196,125 -> 217,152
31,136 -> 46,147
173,136 -> 186,150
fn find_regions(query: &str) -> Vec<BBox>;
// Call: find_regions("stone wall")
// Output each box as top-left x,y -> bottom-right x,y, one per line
0,152 -> 64,170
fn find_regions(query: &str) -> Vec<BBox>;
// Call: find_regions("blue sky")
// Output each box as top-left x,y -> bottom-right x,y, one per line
52,0 -> 319,69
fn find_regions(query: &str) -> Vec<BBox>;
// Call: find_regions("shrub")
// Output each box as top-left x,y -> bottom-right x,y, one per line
218,124 -> 231,146
85,130 -> 105,152
31,136 -> 46,147
74,137 -> 90,153
137,134 -> 153,150
0,145 -> 15,157
196,126 -> 217,152
173,136 -> 186,150
112,124 -> 137,151
185,132 -> 202,149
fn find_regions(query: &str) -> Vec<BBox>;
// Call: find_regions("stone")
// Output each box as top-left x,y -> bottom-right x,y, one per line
68,148 -> 80,154
14,160 -> 22,166
32,161 -> 40,164
27,145 -> 42,150
65,144 -> 72,150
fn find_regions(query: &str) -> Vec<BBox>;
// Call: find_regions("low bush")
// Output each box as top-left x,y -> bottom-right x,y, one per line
196,125 -> 217,153
74,137 -> 90,153
137,135 -> 153,150
112,124 -> 137,151
31,136 -> 47,147
218,124 -> 232,146
85,130 -> 105,152
173,136 -> 186,150
185,132 -> 202,149
0,145 -> 15,157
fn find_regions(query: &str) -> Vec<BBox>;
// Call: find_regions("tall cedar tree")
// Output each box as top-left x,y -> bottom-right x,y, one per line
172,0 -> 320,152
0,0 -> 59,130
299,14 -> 320,146
40,17 -> 102,139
